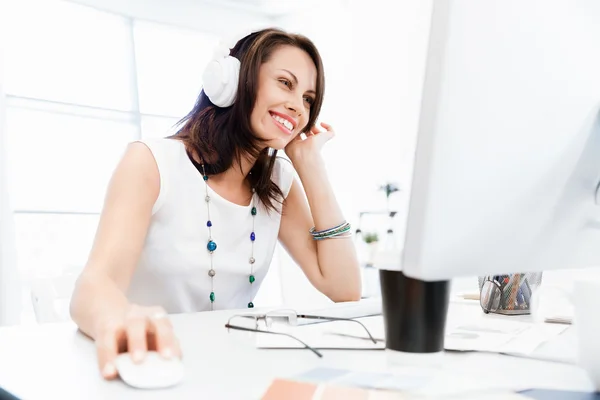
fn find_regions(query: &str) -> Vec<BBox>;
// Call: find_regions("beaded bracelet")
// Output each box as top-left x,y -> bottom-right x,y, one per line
310,221 -> 352,240
316,231 -> 353,240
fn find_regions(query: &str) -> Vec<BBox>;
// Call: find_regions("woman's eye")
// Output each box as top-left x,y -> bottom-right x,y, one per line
304,96 -> 314,106
279,79 -> 291,88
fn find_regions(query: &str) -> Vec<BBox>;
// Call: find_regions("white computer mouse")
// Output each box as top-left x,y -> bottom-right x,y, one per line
114,351 -> 185,389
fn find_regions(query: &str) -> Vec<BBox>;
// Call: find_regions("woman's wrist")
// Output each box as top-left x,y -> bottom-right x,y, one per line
288,150 -> 325,172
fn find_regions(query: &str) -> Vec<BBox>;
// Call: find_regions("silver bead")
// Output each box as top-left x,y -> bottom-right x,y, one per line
205,195 -> 211,202
249,257 -> 255,264
252,188 -> 256,193
208,269 -> 216,277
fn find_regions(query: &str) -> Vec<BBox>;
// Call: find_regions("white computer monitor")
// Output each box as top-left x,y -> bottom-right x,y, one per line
401,0 -> 600,282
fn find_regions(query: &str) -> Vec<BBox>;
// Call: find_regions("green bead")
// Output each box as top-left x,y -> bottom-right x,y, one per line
209,291 -> 215,302
248,302 -> 254,308
251,207 -> 257,216
249,274 -> 255,284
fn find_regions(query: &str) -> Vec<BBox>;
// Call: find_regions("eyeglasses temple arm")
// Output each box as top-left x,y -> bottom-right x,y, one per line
224,324 -> 323,357
296,315 -> 378,344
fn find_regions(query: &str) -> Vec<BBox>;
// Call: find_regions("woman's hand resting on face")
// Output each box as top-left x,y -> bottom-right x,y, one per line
285,122 -> 335,164
94,304 -> 182,379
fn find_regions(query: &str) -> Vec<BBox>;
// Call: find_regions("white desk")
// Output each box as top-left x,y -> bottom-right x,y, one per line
0,301 -> 596,399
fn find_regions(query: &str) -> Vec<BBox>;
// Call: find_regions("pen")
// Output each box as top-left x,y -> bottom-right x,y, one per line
505,274 -> 522,310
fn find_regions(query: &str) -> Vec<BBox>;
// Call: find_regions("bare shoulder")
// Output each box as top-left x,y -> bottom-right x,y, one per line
115,142 -> 159,183
108,141 -> 160,204
121,141 -> 159,173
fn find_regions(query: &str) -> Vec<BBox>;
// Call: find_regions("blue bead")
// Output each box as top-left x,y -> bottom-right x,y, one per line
203,175 -> 208,181
207,220 -> 212,227
207,240 -> 217,252
250,232 -> 256,241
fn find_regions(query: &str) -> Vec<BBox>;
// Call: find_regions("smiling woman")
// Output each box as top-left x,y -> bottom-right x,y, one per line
177,29 -> 325,212
69,27 -> 360,381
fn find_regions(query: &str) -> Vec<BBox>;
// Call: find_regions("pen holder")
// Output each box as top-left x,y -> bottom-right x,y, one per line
478,272 -> 543,315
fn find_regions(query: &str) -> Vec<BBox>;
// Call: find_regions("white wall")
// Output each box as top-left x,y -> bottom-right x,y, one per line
0,2 -> 22,326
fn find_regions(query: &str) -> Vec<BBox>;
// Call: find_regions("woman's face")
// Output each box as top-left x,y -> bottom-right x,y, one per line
250,45 -> 317,150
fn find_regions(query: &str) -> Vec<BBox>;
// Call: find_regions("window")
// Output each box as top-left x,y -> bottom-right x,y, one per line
133,21 -> 219,117
141,115 -> 181,139
4,0 -> 134,111
2,0 -> 220,323
6,106 -> 138,213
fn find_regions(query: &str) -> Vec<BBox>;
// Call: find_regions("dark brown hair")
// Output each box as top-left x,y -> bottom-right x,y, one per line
175,28 -> 325,213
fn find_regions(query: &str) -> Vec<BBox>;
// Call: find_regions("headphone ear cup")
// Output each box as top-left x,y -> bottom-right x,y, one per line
202,55 -> 240,108
202,59 -> 226,100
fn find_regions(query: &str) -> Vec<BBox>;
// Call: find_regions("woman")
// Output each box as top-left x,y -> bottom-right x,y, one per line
69,28 -> 361,379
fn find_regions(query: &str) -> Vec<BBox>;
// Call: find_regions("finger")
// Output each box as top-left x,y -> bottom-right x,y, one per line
173,337 -> 183,360
316,129 -> 335,144
125,316 -> 148,363
309,125 -> 321,135
96,324 -> 121,380
319,122 -> 333,131
149,316 -> 180,359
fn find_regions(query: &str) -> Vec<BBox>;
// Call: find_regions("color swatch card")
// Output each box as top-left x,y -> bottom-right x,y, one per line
260,377 -> 531,400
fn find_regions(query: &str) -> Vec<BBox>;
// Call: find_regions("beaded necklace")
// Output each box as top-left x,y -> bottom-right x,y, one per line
199,161 -> 257,311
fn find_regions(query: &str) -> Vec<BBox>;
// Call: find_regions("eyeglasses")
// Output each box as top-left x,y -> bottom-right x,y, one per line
224,309 -> 378,358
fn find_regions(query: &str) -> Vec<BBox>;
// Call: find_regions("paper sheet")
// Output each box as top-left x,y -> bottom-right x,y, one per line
255,318 -> 385,350
444,318 -> 569,355
255,314 -> 568,356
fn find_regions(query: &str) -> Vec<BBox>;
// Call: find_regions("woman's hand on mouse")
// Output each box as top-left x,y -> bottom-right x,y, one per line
95,304 -> 181,379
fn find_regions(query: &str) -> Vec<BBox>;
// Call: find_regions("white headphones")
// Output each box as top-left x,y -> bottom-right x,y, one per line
202,29 -> 259,108
202,38 -> 240,108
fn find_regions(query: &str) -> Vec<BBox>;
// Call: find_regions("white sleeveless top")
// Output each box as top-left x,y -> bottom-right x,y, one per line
126,137 -> 294,313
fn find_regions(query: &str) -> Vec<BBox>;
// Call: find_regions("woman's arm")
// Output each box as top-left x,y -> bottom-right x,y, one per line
70,142 -> 179,378
70,142 -> 157,337
279,123 -> 361,301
